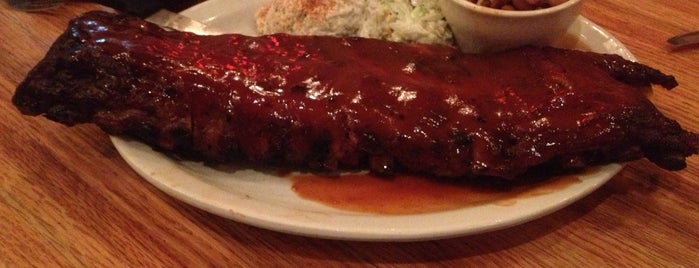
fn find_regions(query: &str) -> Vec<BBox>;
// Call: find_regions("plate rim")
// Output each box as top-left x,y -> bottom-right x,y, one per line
114,136 -> 623,241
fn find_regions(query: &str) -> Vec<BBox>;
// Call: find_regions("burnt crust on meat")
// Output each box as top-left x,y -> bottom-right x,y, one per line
13,11 -> 699,179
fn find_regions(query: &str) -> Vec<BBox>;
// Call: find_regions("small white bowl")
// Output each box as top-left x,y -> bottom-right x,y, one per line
438,0 -> 582,53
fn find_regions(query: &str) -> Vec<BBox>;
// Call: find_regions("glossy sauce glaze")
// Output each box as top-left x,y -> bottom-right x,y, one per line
291,171 -> 589,214
89,12 -> 664,178
14,11 -> 691,182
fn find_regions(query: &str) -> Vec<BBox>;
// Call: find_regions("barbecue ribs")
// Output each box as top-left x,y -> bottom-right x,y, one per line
13,11 -> 698,179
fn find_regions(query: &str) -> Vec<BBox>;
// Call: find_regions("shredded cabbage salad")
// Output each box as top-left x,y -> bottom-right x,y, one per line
256,0 -> 454,46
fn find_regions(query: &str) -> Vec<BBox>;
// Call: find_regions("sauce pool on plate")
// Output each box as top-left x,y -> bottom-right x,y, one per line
291,170 -> 590,214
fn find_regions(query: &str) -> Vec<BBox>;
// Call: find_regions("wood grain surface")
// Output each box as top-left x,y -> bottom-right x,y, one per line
1,1 -> 698,267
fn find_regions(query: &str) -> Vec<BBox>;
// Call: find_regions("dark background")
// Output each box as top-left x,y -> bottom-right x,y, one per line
93,0 -> 204,17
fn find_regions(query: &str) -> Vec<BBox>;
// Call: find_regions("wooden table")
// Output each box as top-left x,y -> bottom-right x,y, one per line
1,1 -> 697,266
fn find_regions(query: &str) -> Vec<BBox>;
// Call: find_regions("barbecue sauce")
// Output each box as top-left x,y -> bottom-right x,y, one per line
19,12 -> 683,183
291,171 -> 586,214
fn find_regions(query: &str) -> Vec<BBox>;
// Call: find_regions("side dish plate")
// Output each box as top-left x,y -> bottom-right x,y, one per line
111,0 -> 631,241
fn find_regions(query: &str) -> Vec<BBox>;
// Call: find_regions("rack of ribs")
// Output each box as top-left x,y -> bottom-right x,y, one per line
12,11 -> 698,179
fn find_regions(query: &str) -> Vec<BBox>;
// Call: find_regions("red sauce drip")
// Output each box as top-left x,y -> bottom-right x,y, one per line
291,172 -> 586,215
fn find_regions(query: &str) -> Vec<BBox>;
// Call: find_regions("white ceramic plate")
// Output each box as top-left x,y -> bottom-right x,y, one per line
112,0 -> 631,241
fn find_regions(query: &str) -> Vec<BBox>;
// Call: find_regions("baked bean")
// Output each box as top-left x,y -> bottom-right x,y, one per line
488,0 -> 505,8
467,0 -> 568,10
512,0 -> 535,10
